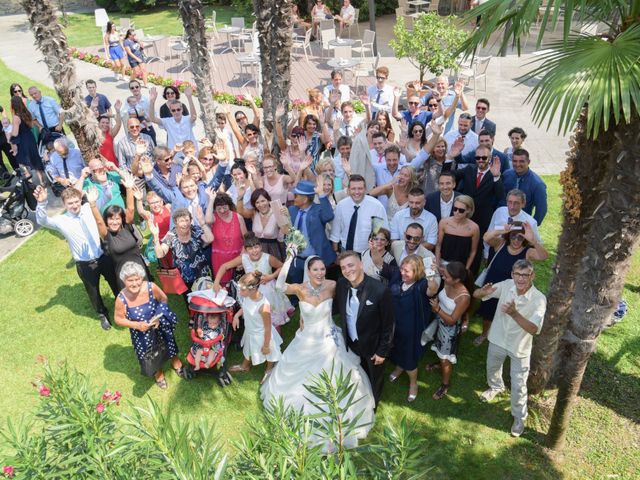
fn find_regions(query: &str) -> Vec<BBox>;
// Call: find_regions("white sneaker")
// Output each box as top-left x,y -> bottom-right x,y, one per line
511,417 -> 525,437
480,388 -> 504,402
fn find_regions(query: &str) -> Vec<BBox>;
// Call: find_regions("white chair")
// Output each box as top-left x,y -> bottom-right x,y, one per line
352,29 -> 375,58
120,18 -> 135,32
292,28 -> 312,62
94,8 -> 109,34
457,56 -> 491,94
321,27 -> 337,57
171,39 -> 191,73
230,18 -> 251,51
206,11 -> 219,38
345,8 -> 360,38
320,19 -> 335,31
353,53 -> 380,90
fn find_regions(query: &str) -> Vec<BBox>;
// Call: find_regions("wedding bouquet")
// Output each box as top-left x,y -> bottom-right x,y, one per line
285,228 -> 307,257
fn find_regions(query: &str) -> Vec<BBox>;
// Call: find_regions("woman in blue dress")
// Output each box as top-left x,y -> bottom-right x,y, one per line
388,255 -> 440,402
114,262 -> 188,389
9,96 -> 44,184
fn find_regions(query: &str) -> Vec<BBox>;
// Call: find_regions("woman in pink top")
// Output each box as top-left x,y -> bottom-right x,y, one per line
205,192 -> 247,287
254,154 -> 293,205
236,186 -> 287,261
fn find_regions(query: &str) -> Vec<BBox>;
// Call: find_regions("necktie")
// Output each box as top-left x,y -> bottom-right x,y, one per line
38,101 -> 49,129
516,176 -> 521,190
345,204 -> 359,251
62,157 -> 70,179
345,124 -> 350,136
378,154 -> 383,163
296,209 -> 306,230
348,287 -> 359,341
476,171 -> 483,188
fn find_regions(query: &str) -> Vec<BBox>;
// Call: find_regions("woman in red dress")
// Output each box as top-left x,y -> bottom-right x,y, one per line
98,100 -> 122,166
205,192 -> 247,287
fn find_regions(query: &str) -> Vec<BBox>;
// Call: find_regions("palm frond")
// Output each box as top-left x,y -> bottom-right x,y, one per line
518,25 -> 640,138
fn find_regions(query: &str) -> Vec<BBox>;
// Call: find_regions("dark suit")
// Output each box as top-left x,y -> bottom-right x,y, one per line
426,190 -> 461,223
335,274 -> 395,405
287,195 -> 336,283
456,148 -> 510,173
454,166 -> 504,235
471,116 -> 496,137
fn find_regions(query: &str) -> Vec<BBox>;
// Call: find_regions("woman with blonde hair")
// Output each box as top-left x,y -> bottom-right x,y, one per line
300,88 -> 326,125
369,163 -> 420,220
435,194 -> 480,275
388,254 -> 440,402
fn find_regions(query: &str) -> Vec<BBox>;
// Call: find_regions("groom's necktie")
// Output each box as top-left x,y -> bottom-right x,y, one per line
347,287 -> 359,341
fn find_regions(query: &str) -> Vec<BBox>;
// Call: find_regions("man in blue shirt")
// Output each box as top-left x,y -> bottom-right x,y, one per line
27,86 -> 64,137
392,92 -> 437,126
502,149 -> 547,225
84,79 -> 113,117
46,138 -> 86,192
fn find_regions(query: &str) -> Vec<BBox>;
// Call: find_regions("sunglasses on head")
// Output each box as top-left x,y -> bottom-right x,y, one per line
405,234 -> 422,242
475,155 -> 489,160
452,206 -> 466,213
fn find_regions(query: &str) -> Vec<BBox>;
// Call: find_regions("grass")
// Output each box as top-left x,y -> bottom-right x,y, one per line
0,61 -> 637,478
62,4 -> 246,48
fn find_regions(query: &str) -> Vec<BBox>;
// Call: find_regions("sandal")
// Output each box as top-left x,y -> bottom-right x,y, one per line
425,362 -> 441,372
155,377 -> 168,390
229,364 -> 250,373
432,383 -> 449,400
407,384 -> 418,403
260,369 -> 273,385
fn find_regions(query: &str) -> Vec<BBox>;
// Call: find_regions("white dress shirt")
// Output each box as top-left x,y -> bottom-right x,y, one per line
443,128 -> 479,156
488,207 -> 542,243
323,84 -> 351,103
330,195 -> 389,253
367,84 -> 394,115
160,115 -> 198,151
440,194 -> 455,220
337,116 -> 364,138
389,208 -> 438,245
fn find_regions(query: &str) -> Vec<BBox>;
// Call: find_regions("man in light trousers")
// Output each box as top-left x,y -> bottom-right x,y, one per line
473,259 -> 547,437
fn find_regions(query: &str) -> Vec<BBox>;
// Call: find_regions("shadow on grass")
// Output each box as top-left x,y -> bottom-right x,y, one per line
103,343 -> 156,398
35,282 -> 113,319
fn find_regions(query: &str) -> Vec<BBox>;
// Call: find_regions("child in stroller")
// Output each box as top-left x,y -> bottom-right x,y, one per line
186,288 -> 236,386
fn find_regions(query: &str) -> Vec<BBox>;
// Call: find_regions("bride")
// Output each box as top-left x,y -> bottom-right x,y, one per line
261,252 -> 376,447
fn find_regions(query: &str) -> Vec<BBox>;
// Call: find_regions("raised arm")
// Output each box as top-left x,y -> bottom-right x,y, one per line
223,105 -> 246,145
86,186 -> 108,239
120,171 -> 136,224
147,87 -> 163,126
184,87 -> 197,123
110,100 -> 123,137
148,221 -> 169,258
391,87 -> 402,120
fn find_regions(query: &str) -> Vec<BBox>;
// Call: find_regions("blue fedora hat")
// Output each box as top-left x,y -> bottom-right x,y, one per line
293,181 -> 316,196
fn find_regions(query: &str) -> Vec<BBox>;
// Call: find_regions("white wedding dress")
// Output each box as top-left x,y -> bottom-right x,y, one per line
260,298 -> 376,448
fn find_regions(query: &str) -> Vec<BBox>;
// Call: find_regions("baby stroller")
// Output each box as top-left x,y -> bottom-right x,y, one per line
0,170 -> 36,237
186,288 -> 236,387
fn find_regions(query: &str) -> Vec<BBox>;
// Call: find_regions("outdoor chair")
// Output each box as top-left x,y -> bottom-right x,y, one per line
352,29 -> 375,58
427,0 -> 440,13
353,53 -> 380,91
94,8 -> 109,34
320,19 -> 335,32
206,11 -> 219,38
231,19 -> 254,52
170,39 -> 191,73
120,18 -> 135,31
345,8 -> 360,37
457,55 -> 491,94
401,15 -> 415,31
320,27 -> 337,58
292,28 -> 312,62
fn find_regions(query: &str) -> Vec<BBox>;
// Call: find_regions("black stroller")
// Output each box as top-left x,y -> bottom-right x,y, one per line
0,170 -> 36,237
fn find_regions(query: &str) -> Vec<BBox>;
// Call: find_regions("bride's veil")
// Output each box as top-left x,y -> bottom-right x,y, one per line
302,255 -> 322,285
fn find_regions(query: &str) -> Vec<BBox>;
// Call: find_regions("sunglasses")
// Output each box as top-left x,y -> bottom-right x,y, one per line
165,91 -> 176,95
129,85 -> 140,90
128,125 -> 141,130
511,234 -> 525,241
408,101 -> 419,105
245,132 -> 256,138
376,76 -> 387,81
428,103 -> 438,108
13,89 -> 22,93
475,155 -> 489,160
412,128 -> 424,133
452,206 -> 466,213
170,109 -> 182,113
405,234 -> 422,242
476,105 -> 487,110
162,156 -> 173,162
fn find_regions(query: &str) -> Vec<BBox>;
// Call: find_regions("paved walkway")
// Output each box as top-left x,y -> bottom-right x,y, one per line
0,10 -> 570,261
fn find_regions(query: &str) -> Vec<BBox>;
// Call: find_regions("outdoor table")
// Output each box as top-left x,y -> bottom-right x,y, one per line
328,38 -> 356,47
238,54 -> 260,88
218,26 -> 241,53
327,57 -> 361,75
141,35 -> 166,63
408,0 -> 430,12
170,42 -> 190,73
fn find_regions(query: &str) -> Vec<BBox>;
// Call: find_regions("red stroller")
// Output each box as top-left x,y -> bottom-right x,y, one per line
186,290 -> 236,387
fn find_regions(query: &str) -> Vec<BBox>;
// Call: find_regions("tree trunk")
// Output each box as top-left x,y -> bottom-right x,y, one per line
547,113 -> 640,450
253,0 -> 293,144
368,0 -> 377,55
178,0 -> 218,142
528,108 -> 608,394
21,0 -> 103,160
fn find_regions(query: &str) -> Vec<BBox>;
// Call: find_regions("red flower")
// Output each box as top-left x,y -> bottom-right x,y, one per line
96,403 -> 105,413
39,385 -> 50,397
102,390 -> 112,401
110,391 -> 122,405
3,465 -> 14,477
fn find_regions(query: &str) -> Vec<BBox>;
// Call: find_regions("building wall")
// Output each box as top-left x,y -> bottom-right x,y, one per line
0,0 -> 97,16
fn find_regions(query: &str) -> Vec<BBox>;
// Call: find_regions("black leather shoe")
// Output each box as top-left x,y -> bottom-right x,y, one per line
99,314 -> 112,331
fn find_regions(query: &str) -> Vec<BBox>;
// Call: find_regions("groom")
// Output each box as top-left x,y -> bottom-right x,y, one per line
335,250 -> 395,406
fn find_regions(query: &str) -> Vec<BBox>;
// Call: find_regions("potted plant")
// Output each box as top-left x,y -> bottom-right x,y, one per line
390,13 -> 467,96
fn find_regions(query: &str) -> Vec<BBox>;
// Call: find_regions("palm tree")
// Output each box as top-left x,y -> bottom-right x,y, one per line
21,0 -> 103,160
461,0 -> 640,450
253,0 -> 293,143
178,0 -> 218,142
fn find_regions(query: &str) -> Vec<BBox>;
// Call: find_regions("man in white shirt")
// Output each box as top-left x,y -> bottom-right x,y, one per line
330,100 -> 364,141
148,86 -> 198,151
334,0 -> 356,36
367,66 -> 394,118
488,189 -> 542,243
323,70 -> 351,104
331,174 -> 388,253
443,112 -> 479,157
120,80 -> 156,144
373,144 -> 402,210
370,132 -> 407,168
474,260 -> 547,437
390,223 -> 437,273
389,187 -> 438,250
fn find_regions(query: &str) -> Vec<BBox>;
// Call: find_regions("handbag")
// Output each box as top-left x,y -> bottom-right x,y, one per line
474,244 -> 504,287
140,327 -> 170,377
156,267 -> 188,294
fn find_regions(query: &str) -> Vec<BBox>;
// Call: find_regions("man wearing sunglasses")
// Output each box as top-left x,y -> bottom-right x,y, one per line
367,66 -> 394,119
471,98 -> 496,136
115,118 -> 154,170
454,129 -> 509,173
474,259 -> 546,438
453,145 -> 504,238
148,86 -> 198,152
390,222 -> 437,271
392,93 -> 438,126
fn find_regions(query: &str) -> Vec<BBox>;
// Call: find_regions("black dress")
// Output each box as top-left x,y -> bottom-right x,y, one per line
12,119 -> 44,170
441,233 -> 473,265
476,245 -> 530,321
104,224 -> 149,289
389,276 -> 433,371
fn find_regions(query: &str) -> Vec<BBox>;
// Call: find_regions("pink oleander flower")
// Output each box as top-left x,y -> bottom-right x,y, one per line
3,465 -> 14,478
102,390 -> 112,401
39,385 -> 50,397
110,391 -> 122,405
96,403 -> 105,413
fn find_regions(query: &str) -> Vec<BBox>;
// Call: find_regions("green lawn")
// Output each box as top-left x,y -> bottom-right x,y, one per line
0,59 -> 637,479
63,4 -> 245,48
